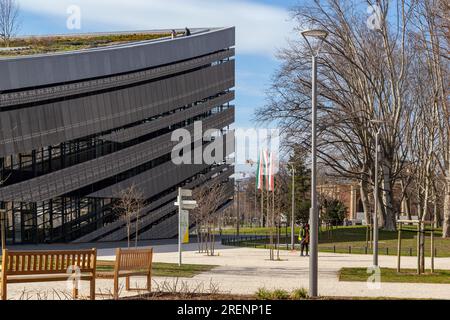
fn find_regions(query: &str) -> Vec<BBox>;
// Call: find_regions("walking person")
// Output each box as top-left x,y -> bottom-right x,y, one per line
298,223 -> 310,256
171,29 -> 177,39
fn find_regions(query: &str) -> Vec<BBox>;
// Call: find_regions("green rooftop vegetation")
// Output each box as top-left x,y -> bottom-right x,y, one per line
0,33 -> 174,57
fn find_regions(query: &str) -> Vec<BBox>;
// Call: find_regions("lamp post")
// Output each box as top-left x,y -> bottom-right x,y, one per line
370,120 -> 385,268
301,28 -> 328,298
288,162 -> 296,250
373,128 -> 381,267
235,179 -> 242,237
245,160 -> 258,228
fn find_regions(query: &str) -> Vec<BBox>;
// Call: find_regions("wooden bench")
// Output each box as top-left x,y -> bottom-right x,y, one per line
1,248 -> 97,300
97,248 -> 153,299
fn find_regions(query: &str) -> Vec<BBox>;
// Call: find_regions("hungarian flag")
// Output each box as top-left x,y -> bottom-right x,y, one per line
263,149 -> 270,189
256,149 -> 264,190
268,151 -> 276,191
256,148 -> 276,192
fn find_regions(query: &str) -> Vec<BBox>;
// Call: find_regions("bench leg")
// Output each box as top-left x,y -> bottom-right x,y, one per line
1,280 -> 6,300
125,276 -> 151,292
113,277 -> 119,300
90,279 -> 96,300
72,279 -> 79,300
125,276 -> 130,291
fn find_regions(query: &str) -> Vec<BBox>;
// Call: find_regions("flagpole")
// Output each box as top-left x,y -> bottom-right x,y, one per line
267,186 -> 272,260
272,181 -> 275,259
256,150 -> 265,228
254,176 -> 257,228
261,187 -> 264,227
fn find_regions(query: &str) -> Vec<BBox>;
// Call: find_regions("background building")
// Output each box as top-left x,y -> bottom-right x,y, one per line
0,27 -> 235,244
318,183 -> 363,222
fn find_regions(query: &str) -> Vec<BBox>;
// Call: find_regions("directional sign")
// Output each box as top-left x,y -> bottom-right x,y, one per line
180,189 -> 192,197
176,188 -> 196,265
174,200 -> 198,209
180,209 -> 189,244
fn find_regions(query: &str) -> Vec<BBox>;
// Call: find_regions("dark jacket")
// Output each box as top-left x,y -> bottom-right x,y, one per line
299,227 -> 310,244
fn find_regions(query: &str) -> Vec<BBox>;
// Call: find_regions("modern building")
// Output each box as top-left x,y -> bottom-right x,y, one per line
0,27 -> 235,244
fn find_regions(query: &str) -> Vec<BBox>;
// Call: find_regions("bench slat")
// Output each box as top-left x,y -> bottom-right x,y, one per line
2,248 -> 97,300
2,250 -> 97,275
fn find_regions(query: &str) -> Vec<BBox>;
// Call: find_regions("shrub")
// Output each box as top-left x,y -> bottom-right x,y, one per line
255,288 -> 272,300
271,289 -> 290,300
321,198 -> 347,225
291,288 -> 308,300
296,200 -> 311,224
256,288 -> 309,300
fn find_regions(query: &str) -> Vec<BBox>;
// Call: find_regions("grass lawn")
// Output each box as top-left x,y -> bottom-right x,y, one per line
96,261 -> 216,278
222,226 -> 450,257
318,226 -> 450,257
221,226 -> 299,235
339,267 -> 450,284
0,257 -> 216,278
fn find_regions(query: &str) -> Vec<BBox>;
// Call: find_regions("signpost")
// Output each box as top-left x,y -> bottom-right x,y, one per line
174,188 -> 198,266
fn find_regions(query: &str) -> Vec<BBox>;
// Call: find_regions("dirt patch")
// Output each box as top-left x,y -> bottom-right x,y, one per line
122,293 -> 256,300
122,293 -> 412,301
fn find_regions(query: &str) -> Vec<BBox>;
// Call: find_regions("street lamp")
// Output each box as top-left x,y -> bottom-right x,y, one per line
370,119 -> 386,268
245,160 -> 259,228
235,179 -> 242,237
288,162 -> 296,250
301,28 -> 328,298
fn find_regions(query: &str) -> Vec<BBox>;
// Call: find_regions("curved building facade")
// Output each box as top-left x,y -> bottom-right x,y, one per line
0,28 -> 235,244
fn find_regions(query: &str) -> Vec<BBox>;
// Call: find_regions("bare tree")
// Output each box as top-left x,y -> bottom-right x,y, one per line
413,0 -> 449,237
0,0 -> 20,47
273,167 -> 290,260
193,179 -> 230,256
256,0 -> 427,231
114,184 -> 145,248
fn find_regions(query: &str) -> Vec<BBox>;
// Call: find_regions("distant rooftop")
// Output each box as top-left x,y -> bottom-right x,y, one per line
0,29 -> 210,58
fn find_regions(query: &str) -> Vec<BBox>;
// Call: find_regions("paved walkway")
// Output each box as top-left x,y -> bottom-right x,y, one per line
2,242 -> 450,300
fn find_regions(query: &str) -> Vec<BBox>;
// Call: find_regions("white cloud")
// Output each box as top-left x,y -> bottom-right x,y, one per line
18,0 -> 296,57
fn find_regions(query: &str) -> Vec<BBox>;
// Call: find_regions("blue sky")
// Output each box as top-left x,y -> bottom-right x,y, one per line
16,0 -> 300,129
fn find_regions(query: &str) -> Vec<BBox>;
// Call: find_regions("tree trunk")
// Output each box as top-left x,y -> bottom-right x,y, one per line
127,222 -> 131,248
360,178 -> 371,225
400,179 -> 411,219
377,191 -> 386,228
443,183 -> 450,238
381,163 -> 396,231
135,210 -> 140,248
419,222 -> 425,273
211,222 -> 216,256
420,190 -> 429,273
196,221 -> 201,253
404,197 -> 411,220
433,202 -> 439,228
